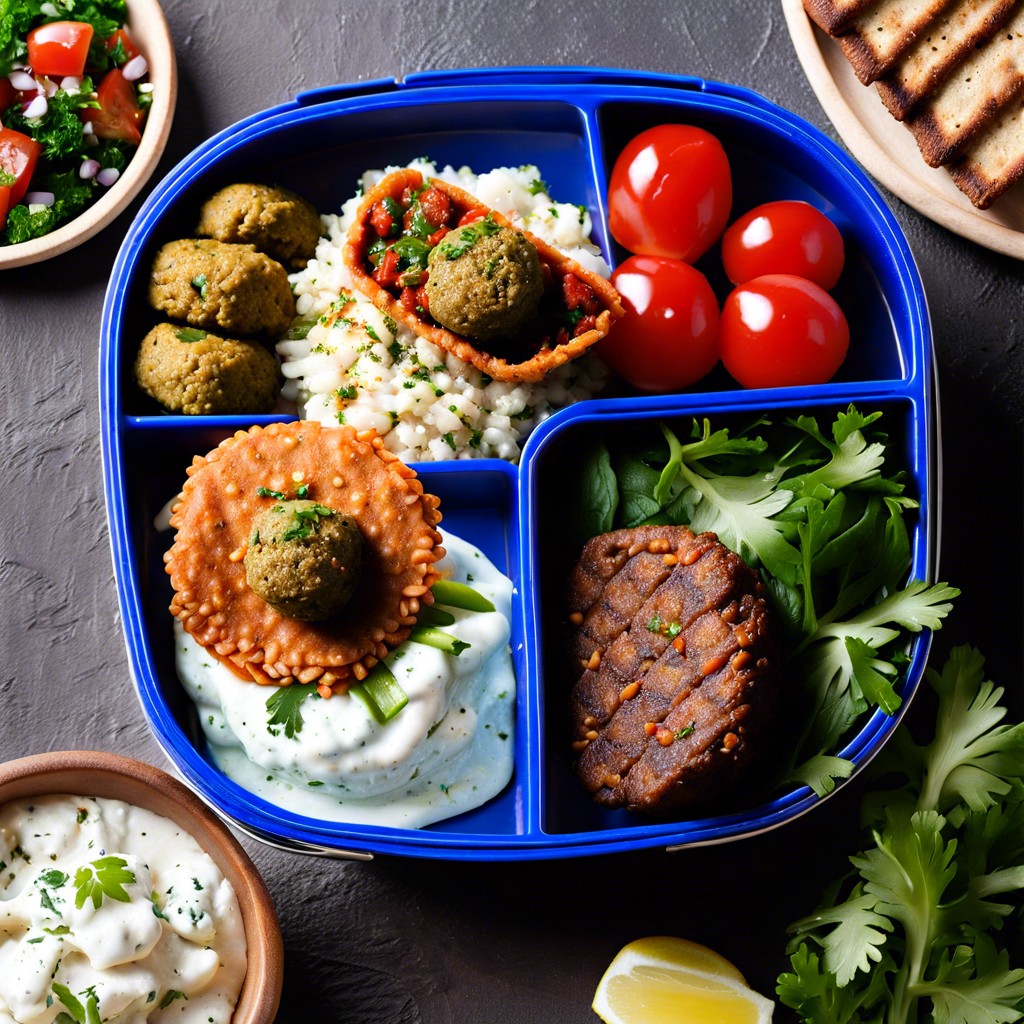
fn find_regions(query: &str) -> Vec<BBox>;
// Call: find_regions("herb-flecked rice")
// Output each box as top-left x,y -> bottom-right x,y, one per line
278,160 -> 609,463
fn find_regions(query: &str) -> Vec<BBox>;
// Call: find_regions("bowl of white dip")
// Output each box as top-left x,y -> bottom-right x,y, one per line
0,750 -> 282,1024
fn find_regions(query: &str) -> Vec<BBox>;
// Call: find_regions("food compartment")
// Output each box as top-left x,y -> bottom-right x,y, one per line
591,98 -> 923,389
116,97 -> 605,419
117,424 -> 529,844
520,391 -> 934,841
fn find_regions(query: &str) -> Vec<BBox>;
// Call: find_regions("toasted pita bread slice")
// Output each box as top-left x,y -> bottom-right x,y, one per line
343,169 -> 622,384
905,3 -> 1024,164
877,0 -> 1021,119
947,91 -> 1024,204
839,0 -> 957,84
804,0 -> 877,32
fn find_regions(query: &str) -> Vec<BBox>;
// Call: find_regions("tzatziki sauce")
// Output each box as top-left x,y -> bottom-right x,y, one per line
179,531 -> 516,828
0,795 -> 245,1024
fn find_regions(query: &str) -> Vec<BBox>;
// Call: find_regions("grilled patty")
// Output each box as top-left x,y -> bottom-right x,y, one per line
566,525 -> 779,815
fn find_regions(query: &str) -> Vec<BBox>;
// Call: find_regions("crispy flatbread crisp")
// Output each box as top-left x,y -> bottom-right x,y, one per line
165,422 -> 444,690
949,92 -> 1024,204
804,0 -> 878,32
342,169 -> 622,384
876,0 -> 1020,119
839,0 -> 957,84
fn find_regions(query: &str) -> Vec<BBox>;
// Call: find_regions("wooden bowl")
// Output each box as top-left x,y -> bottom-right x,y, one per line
0,0 -> 178,269
0,750 -> 283,1023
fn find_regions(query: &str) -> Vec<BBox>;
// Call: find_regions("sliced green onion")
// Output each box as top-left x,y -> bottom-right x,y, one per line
353,662 -> 408,723
281,319 -> 316,340
431,579 -> 495,613
417,604 -> 456,627
409,625 -> 470,657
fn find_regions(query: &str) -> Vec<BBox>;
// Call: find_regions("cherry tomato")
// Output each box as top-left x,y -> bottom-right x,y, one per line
607,124 -> 732,263
0,127 -> 41,205
105,28 -> 141,64
599,254 -> 720,392
80,69 -> 145,144
0,185 -> 11,230
26,21 -> 94,78
720,274 -> 849,389
722,200 -> 845,289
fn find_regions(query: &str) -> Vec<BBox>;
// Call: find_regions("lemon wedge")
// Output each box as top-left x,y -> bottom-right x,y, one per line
592,936 -> 774,1024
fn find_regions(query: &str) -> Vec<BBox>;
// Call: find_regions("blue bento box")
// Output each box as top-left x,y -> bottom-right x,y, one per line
100,67 -> 936,860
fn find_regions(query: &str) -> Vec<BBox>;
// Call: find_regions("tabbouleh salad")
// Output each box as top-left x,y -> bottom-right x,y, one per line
0,0 -> 151,246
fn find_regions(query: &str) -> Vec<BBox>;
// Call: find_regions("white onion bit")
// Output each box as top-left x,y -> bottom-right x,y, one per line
121,55 -> 148,81
24,191 -> 55,207
42,76 -> 58,97
8,70 -> 37,91
79,159 -> 100,180
23,94 -> 48,119
82,121 -> 95,136
96,167 -> 120,187
61,75 -> 82,93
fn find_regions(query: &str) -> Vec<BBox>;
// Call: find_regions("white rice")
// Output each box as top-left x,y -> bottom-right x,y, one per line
278,160 -> 609,463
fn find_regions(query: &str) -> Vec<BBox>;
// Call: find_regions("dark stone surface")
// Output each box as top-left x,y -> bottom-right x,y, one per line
1,1 -> 1021,1021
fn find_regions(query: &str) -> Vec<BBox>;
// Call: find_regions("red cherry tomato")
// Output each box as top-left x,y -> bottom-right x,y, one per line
607,124 -> 732,263
722,200 -> 845,289
80,69 -> 145,144
600,254 -> 721,392
720,274 -> 849,389
26,21 -> 94,78
0,127 -> 41,205
0,184 -> 11,230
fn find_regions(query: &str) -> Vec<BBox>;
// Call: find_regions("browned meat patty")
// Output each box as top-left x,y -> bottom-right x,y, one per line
566,524 -> 779,815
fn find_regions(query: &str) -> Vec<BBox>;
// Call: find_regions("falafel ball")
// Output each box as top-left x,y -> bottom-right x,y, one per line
244,500 -> 364,622
197,183 -> 322,269
425,224 -> 544,342
148,238 -> 295,338
134,323 -> 280,415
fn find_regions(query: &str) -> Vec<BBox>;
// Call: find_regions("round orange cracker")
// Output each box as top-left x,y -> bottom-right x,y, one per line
165,421 -> 444,689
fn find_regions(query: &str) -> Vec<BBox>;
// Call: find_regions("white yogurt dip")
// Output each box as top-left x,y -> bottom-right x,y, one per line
0,796 -> 245,1024
179,531 -> 516,829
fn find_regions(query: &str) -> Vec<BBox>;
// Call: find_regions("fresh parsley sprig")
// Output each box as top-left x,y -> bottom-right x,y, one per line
574,406 -> 957,796
73,855 -> 135,910
779,646 -> 1024,1024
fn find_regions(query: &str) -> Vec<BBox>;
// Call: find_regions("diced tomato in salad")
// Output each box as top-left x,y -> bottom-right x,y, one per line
0,6 -> 150,247
26,21 -> 94,78
81,68 -> 145,145
0,128 -> 41,205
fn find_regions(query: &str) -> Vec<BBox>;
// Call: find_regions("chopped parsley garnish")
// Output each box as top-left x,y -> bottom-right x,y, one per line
159,991 -> 187,1010
51,983 -> 101,1024
280,503 -> 334,542
266,682 -> 321,739
40,870 -> 68,888
75,808 -> 88,825
442,431 -> 457,450
190,274 -> 207,301
675,722 -> 696,740
388,339 -> 403,361
646,615 -> 682,638
436,213 -> 500,260
73,856 -> 135,910
526,177 -> 549,195
336,385 -> 358,401
366,323 -> 382,342
174,327 -> 208,344
256,487 -> 286,500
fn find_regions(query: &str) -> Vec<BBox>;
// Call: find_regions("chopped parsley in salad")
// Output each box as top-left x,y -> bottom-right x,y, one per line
0,0 -> 151,246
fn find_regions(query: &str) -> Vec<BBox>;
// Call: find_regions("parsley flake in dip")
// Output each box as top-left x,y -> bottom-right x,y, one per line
0,795 -> 245,1024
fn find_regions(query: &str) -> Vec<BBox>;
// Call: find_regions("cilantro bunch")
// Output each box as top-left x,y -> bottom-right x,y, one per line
779,645 -> 1024,1024
573,405 -> 957,794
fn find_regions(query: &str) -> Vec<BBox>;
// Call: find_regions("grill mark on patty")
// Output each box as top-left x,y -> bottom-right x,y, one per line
566,525 -> 779,814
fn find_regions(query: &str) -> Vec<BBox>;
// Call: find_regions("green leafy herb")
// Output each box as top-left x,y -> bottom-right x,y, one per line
190,274 -> 208,300
51,981 -> 102,1024
1,168 -> 93,245
175,327 -> 208,344
40,870 -> 68,888
281,319 -> 316,340
437,213 -> 500,260
159,990 -> 186,1010
526,177 -> 550,195
780,646 -> 1024,1024
265,682 -> 321,739
578,407 -> 957,795
281,502 -> 334,542
75,807 -> 88,825
675,723 -> 696,740
256,486 -> 286,499
3,76 -> 97,161
73,856 -> 135,910
149,892 -> 168,921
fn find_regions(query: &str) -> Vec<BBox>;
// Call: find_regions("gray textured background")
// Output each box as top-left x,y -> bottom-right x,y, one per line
1,1 -> 1022,1020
